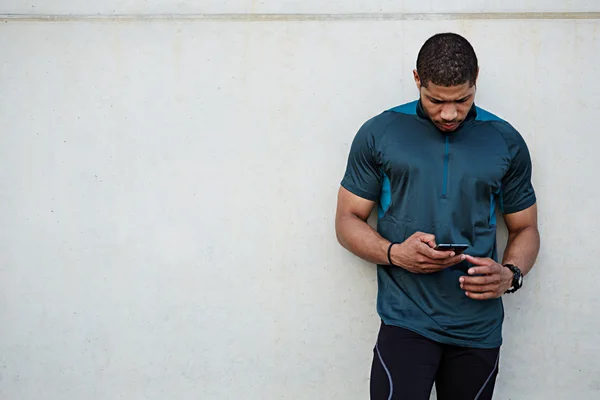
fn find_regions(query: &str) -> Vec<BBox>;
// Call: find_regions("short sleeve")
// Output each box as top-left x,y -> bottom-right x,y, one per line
340,120 -> 382,201
500,128 -> 537,214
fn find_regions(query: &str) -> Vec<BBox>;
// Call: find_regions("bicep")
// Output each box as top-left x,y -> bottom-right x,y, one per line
503,203 -> 538,233
336,186 -> 376,222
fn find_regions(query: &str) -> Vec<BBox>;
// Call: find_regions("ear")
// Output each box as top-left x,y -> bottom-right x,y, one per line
413,69 -> 422,90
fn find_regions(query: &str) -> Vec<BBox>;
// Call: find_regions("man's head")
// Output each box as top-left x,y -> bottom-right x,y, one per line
413,33 -> 479,132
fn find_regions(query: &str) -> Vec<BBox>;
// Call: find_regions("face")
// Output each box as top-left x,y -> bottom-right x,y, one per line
413,70 -> 477,133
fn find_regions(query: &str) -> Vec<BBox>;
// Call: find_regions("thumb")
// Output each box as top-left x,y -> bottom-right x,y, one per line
464,255 -> 489,266
414,232 -> 436,248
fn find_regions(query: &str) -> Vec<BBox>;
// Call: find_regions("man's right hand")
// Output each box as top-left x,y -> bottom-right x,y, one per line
388,232 -> 466,274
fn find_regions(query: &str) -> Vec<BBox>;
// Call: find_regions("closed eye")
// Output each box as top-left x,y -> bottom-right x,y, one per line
428,96 -> 471,104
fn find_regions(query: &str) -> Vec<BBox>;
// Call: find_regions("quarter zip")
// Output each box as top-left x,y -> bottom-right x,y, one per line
442,135 -> 450,198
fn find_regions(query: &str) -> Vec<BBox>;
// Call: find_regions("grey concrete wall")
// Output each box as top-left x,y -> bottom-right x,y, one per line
1,2 -> 599,400
1,1 -> 599,14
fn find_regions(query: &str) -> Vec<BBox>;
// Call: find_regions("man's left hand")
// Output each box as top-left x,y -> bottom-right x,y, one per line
459,255 -> 514,300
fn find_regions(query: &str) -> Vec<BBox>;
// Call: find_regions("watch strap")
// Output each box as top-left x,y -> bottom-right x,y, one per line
504,263 -> 523,294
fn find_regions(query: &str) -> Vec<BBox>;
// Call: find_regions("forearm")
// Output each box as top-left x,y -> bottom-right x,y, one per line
502,226 -> 540,276
336,214 -> 390,266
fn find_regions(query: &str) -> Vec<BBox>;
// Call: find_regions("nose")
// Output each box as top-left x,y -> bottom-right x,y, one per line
440,104 -> 458,122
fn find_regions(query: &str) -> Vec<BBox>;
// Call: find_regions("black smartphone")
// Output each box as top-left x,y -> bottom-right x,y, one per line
434,244 -> 469,254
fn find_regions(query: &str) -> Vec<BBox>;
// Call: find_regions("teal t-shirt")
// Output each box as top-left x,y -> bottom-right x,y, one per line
341,100 -> 536,348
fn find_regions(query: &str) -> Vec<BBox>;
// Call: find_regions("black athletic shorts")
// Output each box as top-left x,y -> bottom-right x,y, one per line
370,321 -> 500,400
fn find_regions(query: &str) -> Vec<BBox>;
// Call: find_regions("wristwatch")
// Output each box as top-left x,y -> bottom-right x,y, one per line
504,264 -> 523,294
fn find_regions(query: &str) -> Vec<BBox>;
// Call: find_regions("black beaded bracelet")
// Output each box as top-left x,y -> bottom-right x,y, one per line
387,242 -> 400,266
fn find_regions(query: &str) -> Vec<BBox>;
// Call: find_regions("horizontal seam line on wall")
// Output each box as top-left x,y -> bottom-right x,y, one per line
1,12 -> 600,22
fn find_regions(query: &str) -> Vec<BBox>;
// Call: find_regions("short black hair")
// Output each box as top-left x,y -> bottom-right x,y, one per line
416,33 -> 479,87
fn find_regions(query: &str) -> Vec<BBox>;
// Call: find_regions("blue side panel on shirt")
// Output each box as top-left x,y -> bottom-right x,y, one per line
475,106 -> 505,122
379,171 -> 392,219
489,192 -> 497,226
389,100 -> 418,115
498,190 -> 505,213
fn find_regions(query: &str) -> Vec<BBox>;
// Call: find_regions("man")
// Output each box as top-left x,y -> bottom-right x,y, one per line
335,33 -> 540,400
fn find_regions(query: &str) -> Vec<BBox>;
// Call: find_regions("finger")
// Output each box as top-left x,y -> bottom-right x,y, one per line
412,231 -> 434,241
461,283 -> 499,293
424,254 -> 467,268
416,256 -> 448,267
464,255 -> 493,267
444,255 -> 468,266
460,276 -> 496,285
412,232 -> 436,247
424,256 -> 466,269
465,291 -> 499,300
422,264 -> 449,273
467,265 -> 497,276
420,245 -> 455,260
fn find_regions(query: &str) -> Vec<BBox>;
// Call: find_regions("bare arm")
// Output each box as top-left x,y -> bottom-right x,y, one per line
501,203 -> 540,276
335,186 -> 389,265
335,186 -> 465,272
